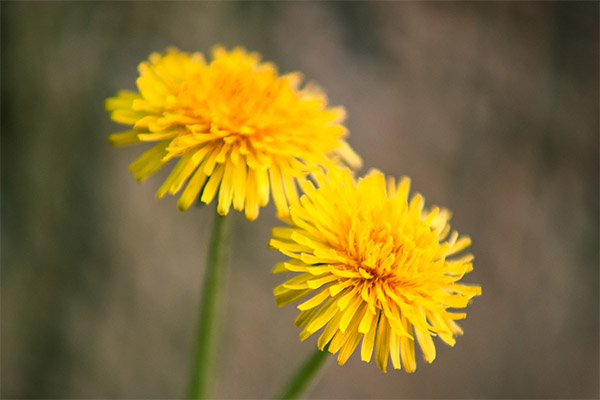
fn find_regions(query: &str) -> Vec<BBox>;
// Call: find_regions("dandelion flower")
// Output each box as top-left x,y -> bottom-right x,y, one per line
271,169 -> 481,372
106,47 -> 361,220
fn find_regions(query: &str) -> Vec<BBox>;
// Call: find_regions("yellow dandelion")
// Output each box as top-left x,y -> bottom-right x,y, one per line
271,169 -> 481,372
106,46 -> 361,220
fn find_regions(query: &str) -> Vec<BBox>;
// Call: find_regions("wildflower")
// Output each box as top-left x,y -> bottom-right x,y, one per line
106,47 -> 361,220
271,169 -> 481,372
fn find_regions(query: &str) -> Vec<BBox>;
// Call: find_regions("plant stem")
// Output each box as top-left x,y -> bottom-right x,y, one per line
275,345 -> 331,400
188,212 -> 232,399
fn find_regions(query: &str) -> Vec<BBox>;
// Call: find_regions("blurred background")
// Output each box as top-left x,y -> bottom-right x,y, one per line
2,2 -> 598,399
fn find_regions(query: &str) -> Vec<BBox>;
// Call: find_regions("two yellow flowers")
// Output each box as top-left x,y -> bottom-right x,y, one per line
106,46 -> 481,372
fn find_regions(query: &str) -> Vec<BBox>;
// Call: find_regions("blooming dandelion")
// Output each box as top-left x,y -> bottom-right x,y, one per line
271,169 -> 481,372
106,46 -> 361,220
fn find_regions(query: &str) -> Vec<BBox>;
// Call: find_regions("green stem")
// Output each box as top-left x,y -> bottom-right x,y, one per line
275,345 -> 331,400
188,212 -> 232,399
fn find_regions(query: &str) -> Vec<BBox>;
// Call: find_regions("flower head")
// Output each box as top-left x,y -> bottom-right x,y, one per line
271,169 -> 481,372
106,46 -> 361,220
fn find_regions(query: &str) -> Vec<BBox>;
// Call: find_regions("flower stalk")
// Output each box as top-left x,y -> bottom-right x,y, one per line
188,212 -> 232,399
275,344 -> 331,400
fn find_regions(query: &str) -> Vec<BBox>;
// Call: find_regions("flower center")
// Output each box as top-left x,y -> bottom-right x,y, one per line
340,201 -> 440,290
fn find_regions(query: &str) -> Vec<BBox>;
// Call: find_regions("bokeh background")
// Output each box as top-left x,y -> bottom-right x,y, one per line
2,2 -> 598,399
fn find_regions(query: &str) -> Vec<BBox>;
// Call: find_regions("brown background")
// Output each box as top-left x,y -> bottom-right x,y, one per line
2,2 -> 598,399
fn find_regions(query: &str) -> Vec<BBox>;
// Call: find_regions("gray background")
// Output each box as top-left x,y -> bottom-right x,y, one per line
2,2 -> 598,398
